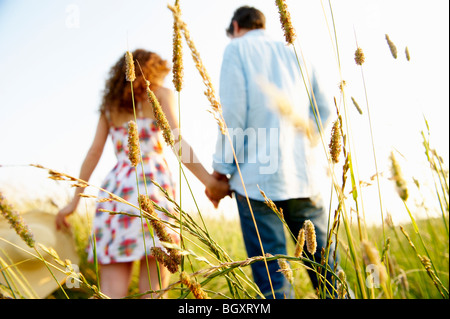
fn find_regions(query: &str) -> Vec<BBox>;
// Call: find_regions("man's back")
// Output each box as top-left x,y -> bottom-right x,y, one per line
214,29 -> 330,201
212,6 -> 338,300
220,29 -> 310,129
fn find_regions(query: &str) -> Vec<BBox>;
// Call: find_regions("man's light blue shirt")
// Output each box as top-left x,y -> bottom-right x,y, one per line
213,29 -> 331,201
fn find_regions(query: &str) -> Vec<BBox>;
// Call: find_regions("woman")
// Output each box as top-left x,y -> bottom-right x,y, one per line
56,49 -> 229,298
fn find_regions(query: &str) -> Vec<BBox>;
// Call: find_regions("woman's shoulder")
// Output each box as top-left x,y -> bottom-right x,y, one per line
154,86 -> 173,99
154,86 -> 175,106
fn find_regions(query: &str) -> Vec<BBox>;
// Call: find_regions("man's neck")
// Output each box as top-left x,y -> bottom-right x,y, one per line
235,28 -> 265,39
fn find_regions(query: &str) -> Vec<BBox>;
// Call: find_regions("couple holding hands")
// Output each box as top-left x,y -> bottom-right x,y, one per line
56,6 -> 336,299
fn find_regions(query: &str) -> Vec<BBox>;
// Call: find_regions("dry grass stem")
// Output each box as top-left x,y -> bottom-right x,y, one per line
418,255 -> 445,296
338,80 -> 346,93
400,226 -> 448,297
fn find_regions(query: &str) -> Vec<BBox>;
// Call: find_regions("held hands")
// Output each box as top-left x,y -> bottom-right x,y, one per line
205,171 -> 232,208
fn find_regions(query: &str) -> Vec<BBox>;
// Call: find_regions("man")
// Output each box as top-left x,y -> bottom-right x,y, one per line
210,6 -> 335,299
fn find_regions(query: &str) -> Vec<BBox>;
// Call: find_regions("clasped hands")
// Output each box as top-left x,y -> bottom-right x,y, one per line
205,171 -> 232,208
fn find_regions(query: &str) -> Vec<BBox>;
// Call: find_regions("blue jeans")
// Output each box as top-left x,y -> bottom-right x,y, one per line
235,193 -> 338,299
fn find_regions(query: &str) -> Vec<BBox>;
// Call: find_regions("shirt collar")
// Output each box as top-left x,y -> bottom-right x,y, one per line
243,29 -> 266,37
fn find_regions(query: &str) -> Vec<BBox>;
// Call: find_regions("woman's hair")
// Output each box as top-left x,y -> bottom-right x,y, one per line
226,6 -> 266,37
100,49 -> 170,115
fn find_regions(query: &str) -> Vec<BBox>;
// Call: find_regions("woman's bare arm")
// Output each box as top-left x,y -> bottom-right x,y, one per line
157,87 -> 230,204
56,114 -> 109,229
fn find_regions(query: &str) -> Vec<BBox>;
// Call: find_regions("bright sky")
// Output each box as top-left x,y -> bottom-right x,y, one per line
0,0 -> 448,226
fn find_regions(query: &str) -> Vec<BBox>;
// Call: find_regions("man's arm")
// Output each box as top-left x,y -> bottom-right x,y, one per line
309,69 -> 332,130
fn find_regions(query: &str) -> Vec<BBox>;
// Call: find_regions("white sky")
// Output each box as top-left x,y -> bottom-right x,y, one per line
0,0 -> 448,226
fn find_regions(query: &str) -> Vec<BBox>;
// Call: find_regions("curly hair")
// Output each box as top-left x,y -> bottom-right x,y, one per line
100,49 -> 170,115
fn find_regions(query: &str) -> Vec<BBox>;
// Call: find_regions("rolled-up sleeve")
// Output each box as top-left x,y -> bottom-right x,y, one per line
212,42 -> 247,175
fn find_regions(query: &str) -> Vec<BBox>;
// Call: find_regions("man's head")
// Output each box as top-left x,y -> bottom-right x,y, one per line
226,6 -> 265,38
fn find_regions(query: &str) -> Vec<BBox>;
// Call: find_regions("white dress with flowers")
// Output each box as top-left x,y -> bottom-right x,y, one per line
87,115 -> 176,265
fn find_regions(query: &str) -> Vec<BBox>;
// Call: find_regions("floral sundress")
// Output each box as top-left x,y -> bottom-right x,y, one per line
87,115 -> 176,264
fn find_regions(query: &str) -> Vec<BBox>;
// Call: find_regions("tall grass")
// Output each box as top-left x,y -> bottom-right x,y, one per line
0,1 -> 448,299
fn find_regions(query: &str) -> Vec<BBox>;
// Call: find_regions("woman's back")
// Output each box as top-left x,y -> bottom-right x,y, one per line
107,113 -> 164,164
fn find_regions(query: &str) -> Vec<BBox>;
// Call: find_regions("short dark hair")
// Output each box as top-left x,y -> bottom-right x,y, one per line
226,6 -> 265,36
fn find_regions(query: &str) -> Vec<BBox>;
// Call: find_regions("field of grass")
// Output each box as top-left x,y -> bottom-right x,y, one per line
39,201 -> 445,300
1,1 -> 449,300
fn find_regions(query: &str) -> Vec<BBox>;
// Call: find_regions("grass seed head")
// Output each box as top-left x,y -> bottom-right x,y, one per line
127,120 -> 141,167
337,269 -> 347,298
138,194 -> 181,267
146,81 -> 174,146
125,51 -> 136,82
259,188 -> 283,219
275,0 -> 296,44
180,271 -> 209,299
294,227 -> 305,258
138,194 -> 172,244
168,4 -> 225,134
138,194 -> 155,217
329,120 -> 342,164
171,2 -> 183,92
354,47 -> 365,65
389,151 -> 409,201
385,34 -> 398,59
151,247 -> 179,274
361,240 -> 380,266
338,80 -> 346,93
304,220 -> 317,255
351,96 -> 363,115
277,258 -> 294,285
419,255 -> 431,270
0,192 -> 35,248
